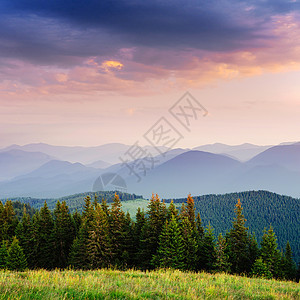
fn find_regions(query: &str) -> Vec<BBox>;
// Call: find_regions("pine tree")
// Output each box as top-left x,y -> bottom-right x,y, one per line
139,194 -> 167,269
15,206 -> 35,268
186,194 -> 196,229
34,201 -> 55,269
248,233 -> 259,270
0,200 -> 18,242
283,241 -> 297,280
133,208 -> 146,267
200,225 -> 216,271
214,233 -> 231,272
195,212 -> 205,271
195,212 -> 204,239
179,203 -> 188,220
6,237 -> 27,271
93,194 -> 98,208
109,193 -> 127,266
251,258 -> 272,279
87,204 -> 112,269
167,200 -> 178,221
69,196 -> 95,269
101,198 -> 110,216
54,201 -> 76,268
72,209 -> 82,236
0,241 -> 8,269
260,226 -> 281,278
153,215 -> 185,270
181,217 -> 198,271
226,199 -> 251,274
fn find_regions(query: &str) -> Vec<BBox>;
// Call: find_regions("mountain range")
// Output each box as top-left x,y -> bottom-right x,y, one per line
0,141 -> 300,198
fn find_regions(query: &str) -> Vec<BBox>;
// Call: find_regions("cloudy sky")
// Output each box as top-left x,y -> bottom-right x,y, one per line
1,0 -> 300,148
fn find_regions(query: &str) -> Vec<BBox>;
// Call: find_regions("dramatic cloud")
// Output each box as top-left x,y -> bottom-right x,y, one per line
0,0 -> 300,97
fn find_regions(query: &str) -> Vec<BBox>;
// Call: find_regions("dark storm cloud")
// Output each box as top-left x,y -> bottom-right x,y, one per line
0,0 -> 299,66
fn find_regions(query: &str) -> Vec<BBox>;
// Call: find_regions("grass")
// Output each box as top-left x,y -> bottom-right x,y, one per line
115,199 -> 149,218
0,269 -> 299,299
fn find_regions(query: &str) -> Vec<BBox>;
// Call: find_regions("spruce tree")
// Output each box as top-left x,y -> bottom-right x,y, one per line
35,201 -> 55,269
226,199 -> 251,274
181,217 -> 198,271
167,200 -> 179,221
134,208 -> 146,267
6,237 -> 27,271
200,225 -> 216,271
260,226 -> 281,278
108,193 -> 127,266
0,200 -> 18,242
250,258 -> 272,279
72,209 -> 82,236
153,215 -> 185,270
69,196 -> 95,269
214,233 -> 231,273
101,198 -> 110,216
87,204 -> 112,269
122,212 -> 135,268
139,194 -> 167,269
186,194 -> 196,229
0,241 -> 8,269
179,203 -> 188,220
283,241 -> 297,280
195,212 -> 205,239
54,201 -> 75,268
15,206 -> 35,268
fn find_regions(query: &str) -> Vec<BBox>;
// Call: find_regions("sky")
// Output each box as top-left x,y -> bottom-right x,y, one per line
0,0 -> 300,148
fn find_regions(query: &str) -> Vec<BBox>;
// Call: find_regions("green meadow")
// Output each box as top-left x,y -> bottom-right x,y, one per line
0,269 -> 299,299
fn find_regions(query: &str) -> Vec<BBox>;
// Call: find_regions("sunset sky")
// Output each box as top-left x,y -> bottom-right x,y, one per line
1,0 -> 300,148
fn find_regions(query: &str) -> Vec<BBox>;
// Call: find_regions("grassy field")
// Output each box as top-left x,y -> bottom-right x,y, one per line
0,269 -> 299,299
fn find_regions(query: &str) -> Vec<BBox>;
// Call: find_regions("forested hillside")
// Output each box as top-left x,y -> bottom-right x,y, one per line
4,190 -> 300,262
0,193 -> 298,282
2,191 -> 143,212
167,190 -> 300,263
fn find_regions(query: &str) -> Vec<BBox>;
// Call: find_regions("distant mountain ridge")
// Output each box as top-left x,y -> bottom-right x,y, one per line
1,141 -> 300,199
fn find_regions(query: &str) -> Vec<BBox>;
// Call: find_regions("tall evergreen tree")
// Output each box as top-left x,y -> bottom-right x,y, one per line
200,225 -> 216,271
134,208 -> 146,267
250,258 -> 272,279
214,233 -> 231,273
195,212 -> 205,271
0,241 -> 8,269
195,212 -> 205,239
0,200 -> 18,242
6,237 -> 27,271
72,209 -> 82,236
15,206 -> 35,268
260,226 -> 281,278
69,196 -> 95,269
283,241 -> 297,280
108,193 -> 126,266
54,201 -> 75,268
153,215 -> 185,270
181,217 -> 198,271
87,204 -> 112,269
186,194 -> 196,229
34,201 -> 55,269
226,199 -> 251,274
121,212 -> 135,268
139,194 -> 167,269
167,200 -> 179,221
179,203 -> 188,220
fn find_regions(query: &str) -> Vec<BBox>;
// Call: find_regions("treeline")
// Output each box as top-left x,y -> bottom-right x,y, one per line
168,190 -> 300,263
0,194 -> 298,281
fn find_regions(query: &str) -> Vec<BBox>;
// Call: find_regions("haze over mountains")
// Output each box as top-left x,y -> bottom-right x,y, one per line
0,141 -> 299,198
